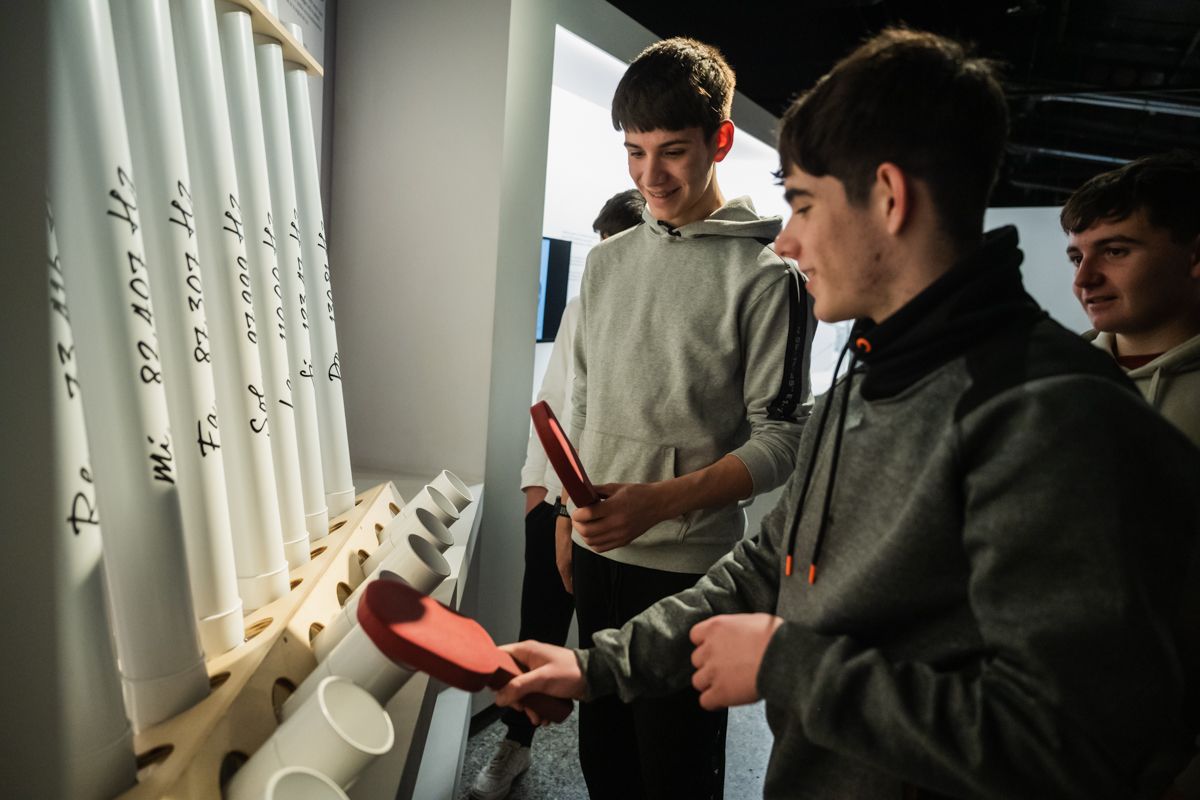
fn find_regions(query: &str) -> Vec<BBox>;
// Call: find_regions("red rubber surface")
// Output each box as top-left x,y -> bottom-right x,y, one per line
357,579 -> 573,722
530,401 -> 601,507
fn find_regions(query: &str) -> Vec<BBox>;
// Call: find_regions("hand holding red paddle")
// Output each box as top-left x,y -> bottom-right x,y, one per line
357,580 -> 573,723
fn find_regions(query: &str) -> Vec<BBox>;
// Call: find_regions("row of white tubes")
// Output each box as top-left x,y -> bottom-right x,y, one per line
48,0 -> 366,796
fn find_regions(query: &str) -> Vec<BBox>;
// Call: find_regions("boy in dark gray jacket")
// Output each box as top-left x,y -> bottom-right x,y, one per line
500,28 -> 1200,799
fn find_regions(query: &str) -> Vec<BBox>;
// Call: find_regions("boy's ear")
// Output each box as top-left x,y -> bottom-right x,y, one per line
1189,234 -> 1200,280
712,120 -> 734,163
875,162 -> 911,236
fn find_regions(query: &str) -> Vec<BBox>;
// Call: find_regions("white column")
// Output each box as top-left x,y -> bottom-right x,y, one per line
170,0 -> 290,610
284,24 -> 355,517
48,0 -> 209,732
216,2 -> 310,568
254,22 -> 330,544
109,0 -> 244,656
47,209 -> 136,800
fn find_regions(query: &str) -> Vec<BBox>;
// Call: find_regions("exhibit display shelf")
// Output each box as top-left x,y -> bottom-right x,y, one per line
113,478 -> 484,799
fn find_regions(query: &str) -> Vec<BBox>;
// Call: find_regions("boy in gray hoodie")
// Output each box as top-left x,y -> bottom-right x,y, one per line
1062,151 -> 1200,446
500,28 -> 1200,799
555,37 -> 812,800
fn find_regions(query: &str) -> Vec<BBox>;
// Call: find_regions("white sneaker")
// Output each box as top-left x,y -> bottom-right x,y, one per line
470,739 -> 531,800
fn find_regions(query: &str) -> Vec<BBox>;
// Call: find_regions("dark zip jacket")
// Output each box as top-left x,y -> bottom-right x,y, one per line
578,227 -> 1200,798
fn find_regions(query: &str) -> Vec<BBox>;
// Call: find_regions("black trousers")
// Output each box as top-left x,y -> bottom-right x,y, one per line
500,501 -> 576,746
572,543 -> 727,800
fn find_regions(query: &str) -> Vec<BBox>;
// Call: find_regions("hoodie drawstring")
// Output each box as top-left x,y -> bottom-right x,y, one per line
784,337 -> 860,583
1147,366 -> 1163,406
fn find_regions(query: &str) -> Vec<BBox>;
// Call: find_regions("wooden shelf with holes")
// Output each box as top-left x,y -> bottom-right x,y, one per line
116,481 -> 448,799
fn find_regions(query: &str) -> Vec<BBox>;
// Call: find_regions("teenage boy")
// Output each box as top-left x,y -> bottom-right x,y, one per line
499,28 -> 1200,798
470,189 -> 645,800
1062,151 -> 1200,445
559,38 -> 812,800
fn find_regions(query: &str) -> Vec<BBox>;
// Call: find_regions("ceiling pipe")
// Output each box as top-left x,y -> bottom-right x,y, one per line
1006,142 -> 1130,165
1038,92 -> 1200,119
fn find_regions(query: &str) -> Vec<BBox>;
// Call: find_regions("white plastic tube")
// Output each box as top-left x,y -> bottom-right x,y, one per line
399,484 -> 460,528
109,0 -> 244,657
254,24 -> 329,544
312,536 -> 450,662
47,211 -> 137,799
282,623 -> 413,719
430,469 -> 473,513
48,0 -> 209,732
216,2 -> 309,569
364,507 -> 454,578
227,677 -> 392,791
283,25 -> 355,517
228,765 -> 349,800
170,0 -> 289,610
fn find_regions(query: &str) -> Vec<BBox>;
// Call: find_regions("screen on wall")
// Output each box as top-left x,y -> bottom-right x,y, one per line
536,237 -> 572,342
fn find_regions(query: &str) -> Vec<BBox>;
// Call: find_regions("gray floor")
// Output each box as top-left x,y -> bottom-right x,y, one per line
460,701 -> 772,799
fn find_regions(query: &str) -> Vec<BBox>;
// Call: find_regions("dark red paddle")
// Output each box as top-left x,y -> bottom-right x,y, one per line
357,579 -> 573,722
530,400 -> 602,507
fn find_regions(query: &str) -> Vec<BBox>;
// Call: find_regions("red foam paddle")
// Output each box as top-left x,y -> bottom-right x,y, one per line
530,400 -> 601,507
357,579 -> 573,723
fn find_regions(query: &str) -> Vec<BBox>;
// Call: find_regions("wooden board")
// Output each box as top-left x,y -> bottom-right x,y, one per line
116,482 -> 409,799
223,0 -> 324,76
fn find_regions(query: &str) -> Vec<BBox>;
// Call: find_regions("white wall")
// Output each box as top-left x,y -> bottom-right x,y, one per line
985,206 -> 1090,333
332,0 -> 513,482
330,0 -> 560,712
0,5 -> 64,796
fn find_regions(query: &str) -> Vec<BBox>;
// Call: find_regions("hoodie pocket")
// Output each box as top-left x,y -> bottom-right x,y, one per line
579,427 -> 691,546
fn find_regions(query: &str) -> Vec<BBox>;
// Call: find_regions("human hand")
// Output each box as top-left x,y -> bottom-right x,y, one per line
572,482 -> 666,553
555,514 -> 573,594
495,640 -> 586,725
689,614 -> 783,710
523,486 -> 548,515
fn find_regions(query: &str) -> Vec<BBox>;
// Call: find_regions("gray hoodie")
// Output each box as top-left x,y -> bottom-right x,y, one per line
1086,329 -> 1200,446
570,196 -> 811,574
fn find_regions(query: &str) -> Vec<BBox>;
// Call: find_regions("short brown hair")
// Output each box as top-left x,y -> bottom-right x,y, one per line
1060,151 -> 1200,244
592,189 -> 646,239
778,28 -> 1008,245
612,37 -> 735,140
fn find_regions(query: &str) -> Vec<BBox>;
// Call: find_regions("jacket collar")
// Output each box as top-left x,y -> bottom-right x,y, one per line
848,226 -> 1041,399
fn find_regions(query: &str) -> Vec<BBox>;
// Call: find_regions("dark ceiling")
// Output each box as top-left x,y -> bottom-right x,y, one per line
607,0 -> 1200,206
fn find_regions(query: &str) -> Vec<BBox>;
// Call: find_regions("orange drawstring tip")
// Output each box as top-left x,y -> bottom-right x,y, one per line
808,564 -> 817,584
785,555 -> 793,576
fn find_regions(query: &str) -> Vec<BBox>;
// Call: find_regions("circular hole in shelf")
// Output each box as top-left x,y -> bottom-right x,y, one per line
272,677 -> 297,724
357,549 -> 370,565
336,582 -> 352,607
388,502 -> 401,516
208,671 -> 231,691
290,577 -> 303,590
310,545 -> 327,559
355,496 -> 363,506
309,621 -> 325,642
244,617 -> 273,642
218,750 -> 250,789
328,519 -> 347,534
135,744 -> 173,775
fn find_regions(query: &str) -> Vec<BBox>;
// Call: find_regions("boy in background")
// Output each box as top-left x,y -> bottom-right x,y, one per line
471,189 -> 645,800
1063,150 -> 1200,445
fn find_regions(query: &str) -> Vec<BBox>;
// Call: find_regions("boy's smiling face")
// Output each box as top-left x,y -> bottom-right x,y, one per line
1067,210 -> 1200,350
624,123 -> 729,228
